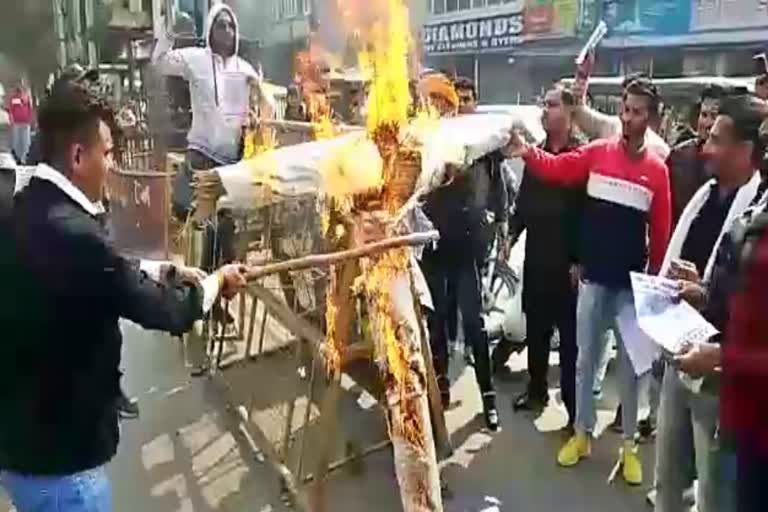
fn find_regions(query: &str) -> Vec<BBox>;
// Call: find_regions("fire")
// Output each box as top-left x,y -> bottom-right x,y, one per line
294,48 -> 338,141
243,79 -> 278,159
315,1 -> 428,458
360,0 -> 412,136
320,135 -> 384,200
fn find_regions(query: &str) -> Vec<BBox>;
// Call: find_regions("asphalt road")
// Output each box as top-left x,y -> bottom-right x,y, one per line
1,325 -> 655,512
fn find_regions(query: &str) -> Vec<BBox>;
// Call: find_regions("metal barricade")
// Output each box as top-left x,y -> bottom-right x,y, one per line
106,140 -> 180,259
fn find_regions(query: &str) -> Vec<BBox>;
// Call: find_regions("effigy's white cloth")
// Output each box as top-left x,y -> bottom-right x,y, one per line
216,107 -> 544,212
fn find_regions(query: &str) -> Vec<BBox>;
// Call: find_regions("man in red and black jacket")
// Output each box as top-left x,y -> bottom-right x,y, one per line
505,78 -> 672,485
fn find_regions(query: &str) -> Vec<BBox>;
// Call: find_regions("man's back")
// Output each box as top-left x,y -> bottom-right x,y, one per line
0,179 -> 125,475
0,176 -> 204,475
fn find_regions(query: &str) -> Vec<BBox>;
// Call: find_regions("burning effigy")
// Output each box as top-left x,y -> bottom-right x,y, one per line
193,1 -> 542,510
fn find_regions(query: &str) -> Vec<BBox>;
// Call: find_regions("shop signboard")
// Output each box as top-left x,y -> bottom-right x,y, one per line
691,0 -> 768,30
423,11 -> 526,54
606,0 -> 692,36
524,0 -> 579,35
423,0 -> 579,55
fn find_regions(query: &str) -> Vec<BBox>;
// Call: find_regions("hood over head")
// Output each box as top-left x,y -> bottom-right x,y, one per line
205,3 -> 240,57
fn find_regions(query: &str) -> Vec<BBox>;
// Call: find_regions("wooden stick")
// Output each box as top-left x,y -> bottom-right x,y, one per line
245,231 -> 439,281
262,118 -> 363,134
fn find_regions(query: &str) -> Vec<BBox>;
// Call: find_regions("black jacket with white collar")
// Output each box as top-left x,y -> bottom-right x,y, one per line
0,172 -> 204,475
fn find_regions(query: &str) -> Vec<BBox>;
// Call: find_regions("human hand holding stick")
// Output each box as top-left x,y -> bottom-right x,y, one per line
217,264 -> 248,300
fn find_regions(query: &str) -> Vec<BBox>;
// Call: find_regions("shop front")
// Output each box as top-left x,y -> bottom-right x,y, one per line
422,1 -> 583,104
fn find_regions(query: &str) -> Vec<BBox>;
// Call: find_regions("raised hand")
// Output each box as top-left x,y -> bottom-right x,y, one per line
502,128 -> 528,159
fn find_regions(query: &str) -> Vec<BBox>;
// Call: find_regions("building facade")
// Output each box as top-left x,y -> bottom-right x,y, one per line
423,0 -> 585,103
421,0 -> 768,104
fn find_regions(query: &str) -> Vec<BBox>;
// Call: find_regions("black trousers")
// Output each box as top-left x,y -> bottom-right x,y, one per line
421,249 -> 494,401
737,437 -> 768,512
525,282 -> 577,423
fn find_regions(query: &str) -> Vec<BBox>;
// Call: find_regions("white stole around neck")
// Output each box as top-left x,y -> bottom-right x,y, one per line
660,171 -> 762,283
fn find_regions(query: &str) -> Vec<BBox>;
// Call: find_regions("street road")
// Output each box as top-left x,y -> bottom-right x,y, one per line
1,325 -> 654,512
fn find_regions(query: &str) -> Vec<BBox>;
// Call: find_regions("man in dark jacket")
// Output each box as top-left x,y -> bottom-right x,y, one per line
422,150 -> 507,432
0,80 -> 246,512
667,85 -> 745,226
510,84 -> 584,428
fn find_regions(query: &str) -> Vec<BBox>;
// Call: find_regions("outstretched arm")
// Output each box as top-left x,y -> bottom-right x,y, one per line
573,105 -> 622,141
152,27 -> 189,78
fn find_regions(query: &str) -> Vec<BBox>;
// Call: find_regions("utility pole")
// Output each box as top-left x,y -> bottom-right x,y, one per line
51,0 -> 68,69
84,0 -> 97,67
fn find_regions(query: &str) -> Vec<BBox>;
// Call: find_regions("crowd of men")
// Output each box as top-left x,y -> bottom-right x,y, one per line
1,3 -> 768,510
506,58 -> 768,512
406,50 -> 768,512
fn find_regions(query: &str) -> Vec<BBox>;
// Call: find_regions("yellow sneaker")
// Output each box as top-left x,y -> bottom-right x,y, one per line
621,441 -> 643,485
557,432 -> 591,467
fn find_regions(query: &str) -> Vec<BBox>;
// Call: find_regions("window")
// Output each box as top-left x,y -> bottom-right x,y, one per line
282,0 -> 298,18
273,0 -> 281,21
431,0 -> 517,13
432,0 -> 446,14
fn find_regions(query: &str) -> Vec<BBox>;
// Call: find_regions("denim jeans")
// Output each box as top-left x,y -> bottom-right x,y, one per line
655,369 -> 727,512
1,465 -> 111,512
11,124 -> 30,165
575,282 -> 640,439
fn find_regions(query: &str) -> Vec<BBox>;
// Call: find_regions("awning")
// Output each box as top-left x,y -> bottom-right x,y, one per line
603,28 -> 768,49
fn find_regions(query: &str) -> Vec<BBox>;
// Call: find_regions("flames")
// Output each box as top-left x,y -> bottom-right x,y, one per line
296,0 -> 428,454
294,46 -> 338,141
360,0 -> 412,136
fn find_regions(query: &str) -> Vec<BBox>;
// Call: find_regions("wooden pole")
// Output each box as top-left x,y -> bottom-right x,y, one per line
362,254 -> 444,512
262,118 -> 363,134
245,231 -> 439,281
309,218 -> 360,512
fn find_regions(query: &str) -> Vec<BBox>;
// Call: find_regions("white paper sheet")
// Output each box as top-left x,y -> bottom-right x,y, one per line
616,302 -> 659,376
630,272 -> 719,354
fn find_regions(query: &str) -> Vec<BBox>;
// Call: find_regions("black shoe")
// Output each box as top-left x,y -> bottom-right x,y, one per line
637,418 -> 656,442
440,391 -> 451,410
464,345 -> 475,367
483,394 -> 500,432
512,390 -> 548,413
117,393 -> 139,419
484,407 -> 500,432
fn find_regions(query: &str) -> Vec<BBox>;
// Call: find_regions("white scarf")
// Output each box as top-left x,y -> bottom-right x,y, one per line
660,171 -> 762,282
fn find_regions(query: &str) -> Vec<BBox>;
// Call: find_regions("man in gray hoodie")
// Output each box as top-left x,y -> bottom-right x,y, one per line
153,3 -> 265,374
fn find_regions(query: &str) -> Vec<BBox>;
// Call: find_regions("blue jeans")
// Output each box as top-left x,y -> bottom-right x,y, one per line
11,124 -> 31,165
575,282 -> 640,439
1,466 -> 111,512
655,369 -> 727,512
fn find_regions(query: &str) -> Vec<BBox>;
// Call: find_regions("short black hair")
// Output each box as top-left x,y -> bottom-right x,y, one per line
621,72 -> 650,90
623,78 -> 661,118
700,83 -> 748,103
453,76 -> 477,100
549,82 -> 575,106
718,94 -> 766,164
38,80 -> 117,166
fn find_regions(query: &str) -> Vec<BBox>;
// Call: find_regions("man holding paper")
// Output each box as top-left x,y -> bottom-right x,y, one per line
653,94 -> 767,512
504,77 -> 671,485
